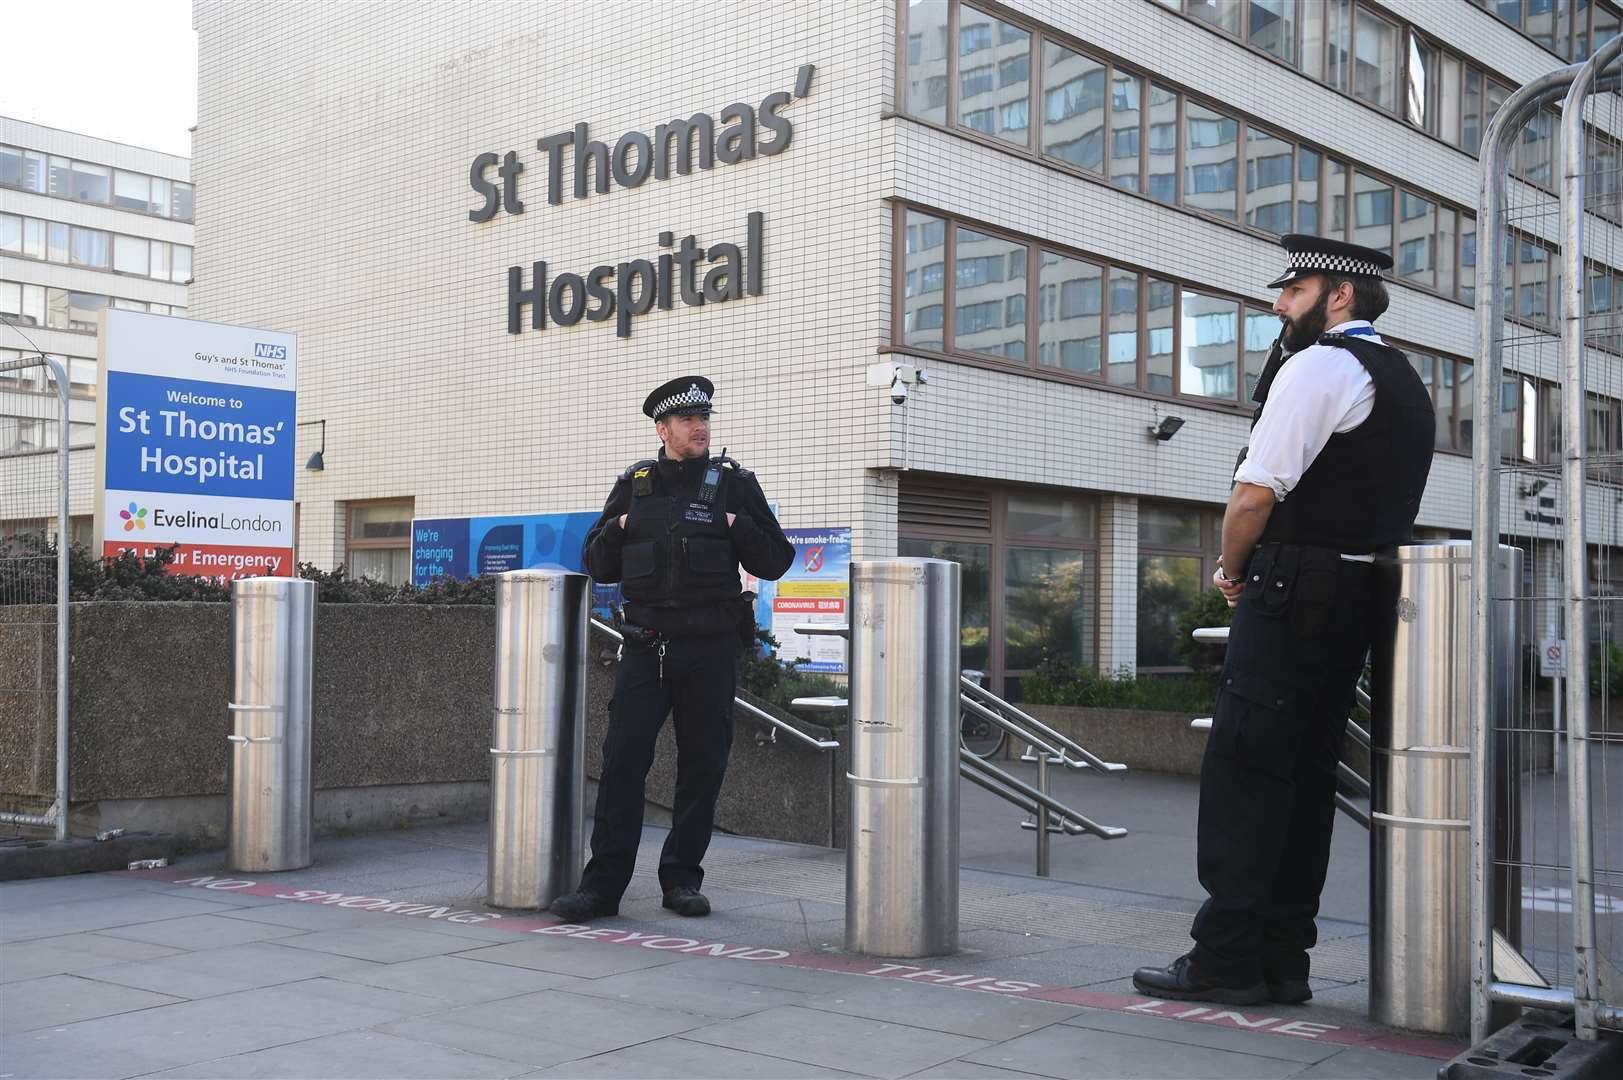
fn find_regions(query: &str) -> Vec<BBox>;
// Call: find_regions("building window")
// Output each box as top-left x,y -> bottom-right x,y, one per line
346,500 -> 414,585
1038,251 -> 1103,375
958,5 -> 1030,147
903,210 -> 947,351
1245,127 -> 1293,235
1041,42 -> 1106,172
1183,101 -> 1238,220
953,226 -> 1027,358
899,482 -> 1096,700
1178,289 -> 1239,401
1109,71 -> 1142,192
1137,502 -> 1220,670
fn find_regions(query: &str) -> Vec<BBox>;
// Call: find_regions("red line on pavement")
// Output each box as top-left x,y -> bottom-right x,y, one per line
119,866 -> 1463,1061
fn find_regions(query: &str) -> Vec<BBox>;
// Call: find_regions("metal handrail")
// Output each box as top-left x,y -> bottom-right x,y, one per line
959,752 -> 1087,836
959,750 -> 1123,839
588,618 -> 839,752
959,676 -> 1127,773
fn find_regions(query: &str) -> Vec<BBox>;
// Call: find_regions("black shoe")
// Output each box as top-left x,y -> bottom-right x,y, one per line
1267,978 -> 1312,1005
661,886 -> 711,917
1132,955 -> 1267,1005
548,890 -> 618,921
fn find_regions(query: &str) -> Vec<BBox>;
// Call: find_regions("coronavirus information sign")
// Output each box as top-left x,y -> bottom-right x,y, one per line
96,309 -> 297,582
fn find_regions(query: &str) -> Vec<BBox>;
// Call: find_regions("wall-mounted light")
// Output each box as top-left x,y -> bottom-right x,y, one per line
1519,477 -> 1549,498
1148,413 -> 1185,442
297,419 -> 326,471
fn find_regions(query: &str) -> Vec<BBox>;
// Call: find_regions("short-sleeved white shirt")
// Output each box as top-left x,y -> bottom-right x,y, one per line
1233,320 -> 1380,502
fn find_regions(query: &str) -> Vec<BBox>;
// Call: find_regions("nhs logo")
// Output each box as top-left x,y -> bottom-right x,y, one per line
254,342 -> 288,360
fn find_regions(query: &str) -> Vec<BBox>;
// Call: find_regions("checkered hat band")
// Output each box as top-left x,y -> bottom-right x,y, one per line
654,386 -> 711,416
1290,251 -> 1385,277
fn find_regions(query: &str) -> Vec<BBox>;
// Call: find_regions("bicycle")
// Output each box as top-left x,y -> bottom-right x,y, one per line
958,669 -> 1008,759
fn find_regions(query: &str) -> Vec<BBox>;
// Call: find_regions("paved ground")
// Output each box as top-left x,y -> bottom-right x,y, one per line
0,768 -> 1451,1079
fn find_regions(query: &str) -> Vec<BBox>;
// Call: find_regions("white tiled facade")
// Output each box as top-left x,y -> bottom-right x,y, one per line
189,1 -> 1620,682
0,119 -> 192,536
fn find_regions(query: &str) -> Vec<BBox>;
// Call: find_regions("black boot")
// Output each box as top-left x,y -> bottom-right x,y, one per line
1131,954 -> 1267,1005
661,886 -> 711,916
1267,978 -> 1312,1005
548,890 -> 618,921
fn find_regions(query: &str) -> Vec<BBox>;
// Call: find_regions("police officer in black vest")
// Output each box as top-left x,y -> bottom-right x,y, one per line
1133,235 -> 1434,1005
550,376 -> 795,922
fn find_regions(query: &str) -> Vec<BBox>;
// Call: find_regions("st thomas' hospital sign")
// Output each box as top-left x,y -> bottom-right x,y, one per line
467,64 -> 815,338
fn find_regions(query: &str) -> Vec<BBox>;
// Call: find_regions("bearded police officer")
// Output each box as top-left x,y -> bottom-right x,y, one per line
550,376 -> 795,922
1133,235 -> 1435,1005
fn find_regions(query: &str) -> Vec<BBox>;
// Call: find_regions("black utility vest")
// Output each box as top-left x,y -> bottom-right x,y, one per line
1258,334 -> 1435,553
619,457 -> 741,608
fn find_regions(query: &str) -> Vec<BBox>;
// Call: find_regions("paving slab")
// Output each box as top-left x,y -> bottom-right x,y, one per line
371,1016 -> 585,1071
323,953 -> 583,1003
0,892 -> 238,942
557,961 -> 812,1019
0,931 -> 183,983
96,912 -> 311,950
1,973 -> 181,1033
903,1061 -> 1062,1079
800,977 -> 1084,1041
454,935 -> 688,979
413,987 -> 714,1054
75,939 -> 382,999
0,874 -> 168,907
272,923 -> 491,963
1060,1007 -> 1342,1064
524,1034 -> 866,1078
140,1029 -> 533,1080
1285,1046 -> 1446,1078
961,1023 -> 1305,1079
682,1004 -> 991,1079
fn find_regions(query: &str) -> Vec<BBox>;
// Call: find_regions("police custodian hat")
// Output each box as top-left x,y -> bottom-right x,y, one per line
642,376 -> 715,421
1267,233 -> 1394,290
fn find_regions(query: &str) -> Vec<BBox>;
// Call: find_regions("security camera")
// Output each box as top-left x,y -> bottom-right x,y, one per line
890,380 -> 910,405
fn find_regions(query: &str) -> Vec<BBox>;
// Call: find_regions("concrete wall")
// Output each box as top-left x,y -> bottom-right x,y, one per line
0,603 -> 840,848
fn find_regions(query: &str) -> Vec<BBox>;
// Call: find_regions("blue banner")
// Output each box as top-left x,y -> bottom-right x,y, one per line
412,511 -> 600,587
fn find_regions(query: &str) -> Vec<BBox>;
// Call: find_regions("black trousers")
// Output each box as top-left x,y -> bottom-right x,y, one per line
1190,543 -> 1374,986
579,633 -> 738,901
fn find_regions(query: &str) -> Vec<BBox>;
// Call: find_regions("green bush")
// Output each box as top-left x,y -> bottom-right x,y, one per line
0,535 -> 232,602
734,626 -> 845,716
1022,655 -> 1217,713
1174,588 -> 1234,673
1589,642 -> 1623,697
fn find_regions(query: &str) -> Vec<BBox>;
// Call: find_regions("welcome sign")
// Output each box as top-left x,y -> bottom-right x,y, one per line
96,309 -> 297,581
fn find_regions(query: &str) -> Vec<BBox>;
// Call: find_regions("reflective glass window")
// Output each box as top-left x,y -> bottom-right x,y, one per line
113,170 -> 152,212
1004,547 -> 1095,672
1039,252 -> 1103,375
1041,42 -> 1106,173
1353,8 -> 1398,111
1440,54 -> 1462,147
1352,172 -> 1393,256
171,182 -> 194,221
151,242 -> 169,281
1520,240 -> 1549,324
1137,554 -> 1203,667
69,227 -> 109,269
954,226 -> 1027,358
959,5 -> 1029,146
1296,147 -> 1320,234
46,222 -> 68,263
1146,278 -> 1176,395
1184,101 -> 1237,220
1438,207 -> 1457,299
1461,214 -> 1477,306
903,210 -> 946,350
0,214 -> 19,254
905,0 -> 950,124
1434,356 -> 1456,450
1008,492 -> 1096,539
1109,72 -> 1142,192
171,245 -> 192,283
0,145 -> 19,187
1249,0 -> 1296,63
1457,360 -> 1475,453
150,176 -> 171,218
1246,127 -> 1293,234
1397,192 -> 1436,288
1242,306 -> 1276,400
1188,0 -> 1241,34
48,156 -> 72,197
1147,83 -> 1179,205
1328,158 -> 1348,237
22,217 -> 44,259
1407,35 -> 1436,130
1326,0 -> 1353,93
1107,270 -> 1139,388
1463,67 -> 1484,154
1179,289 -> 1239,401
1301,0 -> 1325,80
898,538 -> 991,671
1527,0 -> 1556,49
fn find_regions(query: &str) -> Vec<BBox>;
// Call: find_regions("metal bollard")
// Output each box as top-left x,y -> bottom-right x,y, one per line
1368,541 -> 1523,1036
226,577 -> 316,873
487,570 -> 588,909
846,558 -> 960,957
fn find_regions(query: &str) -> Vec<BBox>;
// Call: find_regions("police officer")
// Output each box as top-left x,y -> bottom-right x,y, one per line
1133,235 -> 1434,1005
550,376 -> 795,922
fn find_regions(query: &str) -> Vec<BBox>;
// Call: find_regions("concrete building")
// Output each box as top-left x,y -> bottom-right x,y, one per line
1,117 -> 193,544
185,0 -> 1623,695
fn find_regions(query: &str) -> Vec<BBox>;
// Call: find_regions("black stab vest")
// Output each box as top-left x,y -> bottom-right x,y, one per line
1258,334 -> 1435,554
618,458 -> 741,607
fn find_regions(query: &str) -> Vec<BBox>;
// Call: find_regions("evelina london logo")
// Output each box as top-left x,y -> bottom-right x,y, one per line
119,502 -> 148,532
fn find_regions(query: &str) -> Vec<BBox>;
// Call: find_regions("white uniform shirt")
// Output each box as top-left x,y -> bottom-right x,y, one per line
1233,320 -> 1381,502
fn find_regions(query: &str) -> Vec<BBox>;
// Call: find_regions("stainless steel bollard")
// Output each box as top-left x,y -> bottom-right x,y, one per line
846,558 -> 960,957
226,577 -> 316,872
1369,541 -> 1523,1036
487,570 -> 588,909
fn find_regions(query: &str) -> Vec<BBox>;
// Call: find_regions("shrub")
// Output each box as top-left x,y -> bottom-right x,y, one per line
1022,655 -> 1217,713
0,535 -> 231,602
1174,588 -> 1234,673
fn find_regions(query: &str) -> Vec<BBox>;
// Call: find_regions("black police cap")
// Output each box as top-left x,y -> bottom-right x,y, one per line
1267,233 -> 1395,290
643,376 -> 715,421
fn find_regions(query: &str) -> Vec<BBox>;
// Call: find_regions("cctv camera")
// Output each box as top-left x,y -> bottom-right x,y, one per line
890,380 -> 910,405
